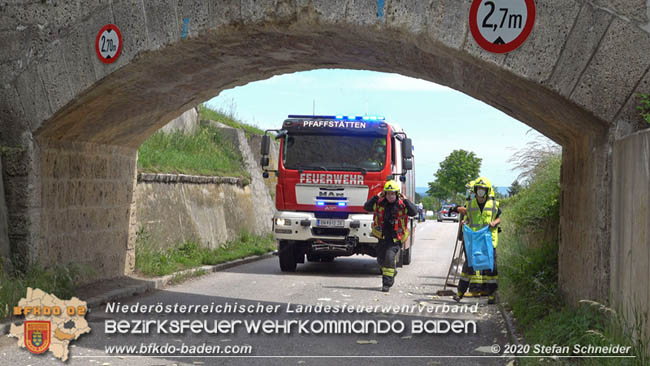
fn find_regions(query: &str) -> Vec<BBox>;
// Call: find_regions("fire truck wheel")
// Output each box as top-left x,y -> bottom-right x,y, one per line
396,248 -> 404,268
403,246 -> 412,265
279,241 -> 297,272
404,221 -> 413,265
320,255 -> 335,262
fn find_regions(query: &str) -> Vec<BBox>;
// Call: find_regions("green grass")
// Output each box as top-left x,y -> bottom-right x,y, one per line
135,230 -> 276,277
0,260 -> 89,320
137,123 -> 248,179
169,269 -> 208,285
498,152 -> 648,365
637,93 -> 650,124
198,104 -> 265,137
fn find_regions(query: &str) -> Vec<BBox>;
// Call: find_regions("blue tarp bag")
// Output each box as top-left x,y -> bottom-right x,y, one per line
463,224 -> 494,271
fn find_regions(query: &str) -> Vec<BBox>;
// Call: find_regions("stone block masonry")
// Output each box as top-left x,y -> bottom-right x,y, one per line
38,141 -> 137,281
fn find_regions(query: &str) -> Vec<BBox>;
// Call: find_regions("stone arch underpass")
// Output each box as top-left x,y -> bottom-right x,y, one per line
1,1 -> 649,320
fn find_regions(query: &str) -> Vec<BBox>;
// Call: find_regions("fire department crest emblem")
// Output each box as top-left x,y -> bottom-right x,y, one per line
24,321 -> 51,354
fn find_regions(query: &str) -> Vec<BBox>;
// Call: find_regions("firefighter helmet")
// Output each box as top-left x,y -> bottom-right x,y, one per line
471,176 -> 493,197
383,180 -> 400,192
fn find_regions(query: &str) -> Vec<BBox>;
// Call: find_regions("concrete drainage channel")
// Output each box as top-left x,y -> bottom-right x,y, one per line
0,251 -> 276,335
497,298 -> 525,365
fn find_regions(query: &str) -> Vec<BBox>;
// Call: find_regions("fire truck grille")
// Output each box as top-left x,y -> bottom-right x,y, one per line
311,228 -> 350,237
314,212 -> 349,219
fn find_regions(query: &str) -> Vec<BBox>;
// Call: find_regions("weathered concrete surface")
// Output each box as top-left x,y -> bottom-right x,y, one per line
611,129 -> 650,341
135,119 -> 276,250
0,157 -> 10,266
135,174 -> 258,250
249,133 -> 280,201
0,0 -> 649,303
160,107 -> 199,135
206,123 -> 275,234
546,3 -> 613,97
558,132 -> 613,303
570,17 -> 650,122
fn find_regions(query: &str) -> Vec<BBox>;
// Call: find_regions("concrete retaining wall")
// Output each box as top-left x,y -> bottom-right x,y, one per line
611,128 -> 650,340
160,108 -> 199,135
135,174 -> 258,250
135,118 -> 277,251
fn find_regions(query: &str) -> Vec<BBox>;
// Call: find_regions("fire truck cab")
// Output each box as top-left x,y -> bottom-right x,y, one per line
260,115 -> 415,272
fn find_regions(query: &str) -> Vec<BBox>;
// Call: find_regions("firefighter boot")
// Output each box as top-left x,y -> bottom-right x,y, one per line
453,293 -> 463,303
382,285 -> 390,292
487,295 -> 496,305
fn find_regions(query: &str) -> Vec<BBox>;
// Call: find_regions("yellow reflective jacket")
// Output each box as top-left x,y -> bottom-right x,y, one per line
466,197 -> 499,248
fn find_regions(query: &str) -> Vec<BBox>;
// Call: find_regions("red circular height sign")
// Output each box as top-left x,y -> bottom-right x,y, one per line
469,0 -> 535,54
95,24 -> 122,64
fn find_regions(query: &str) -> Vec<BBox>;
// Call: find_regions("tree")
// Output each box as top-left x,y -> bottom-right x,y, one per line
427,150 -> 482,203
421,196 -> 437,212
508,180 -> 522,197
426,180 -> 448,201
494,189 -> 507,200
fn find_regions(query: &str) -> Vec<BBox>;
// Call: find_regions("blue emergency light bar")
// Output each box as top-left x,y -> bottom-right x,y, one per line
315,201 -> 348,207
288,115 -> 385,121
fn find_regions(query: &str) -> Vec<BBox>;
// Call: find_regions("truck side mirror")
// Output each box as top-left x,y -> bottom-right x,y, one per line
402,138 -> 413,159
403,158 -> 413,170
261,135 -> 270,155
260,156 -> 269,168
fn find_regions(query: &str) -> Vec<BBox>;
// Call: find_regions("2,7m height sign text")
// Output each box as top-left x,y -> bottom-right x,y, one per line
469,0 -> 536,54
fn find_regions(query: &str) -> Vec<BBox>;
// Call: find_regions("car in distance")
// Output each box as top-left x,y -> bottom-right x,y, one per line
437,204 -> 459,222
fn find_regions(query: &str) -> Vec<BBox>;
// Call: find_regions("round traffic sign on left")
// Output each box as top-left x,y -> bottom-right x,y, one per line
95,24 -> 122,64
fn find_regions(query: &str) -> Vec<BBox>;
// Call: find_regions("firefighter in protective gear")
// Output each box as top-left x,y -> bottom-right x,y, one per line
364,180 -> 417,292
452,177 -> 502,304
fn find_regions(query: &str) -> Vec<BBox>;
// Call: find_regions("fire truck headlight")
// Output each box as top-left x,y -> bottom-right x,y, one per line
276,218 -> 290,226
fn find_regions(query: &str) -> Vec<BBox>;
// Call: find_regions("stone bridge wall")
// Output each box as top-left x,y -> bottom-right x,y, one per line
611,128 -> 650,339
39,141 -> 137,279
0,157 -> 10,268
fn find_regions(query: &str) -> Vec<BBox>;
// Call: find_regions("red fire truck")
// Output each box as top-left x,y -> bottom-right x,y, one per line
260,115 -> 416,272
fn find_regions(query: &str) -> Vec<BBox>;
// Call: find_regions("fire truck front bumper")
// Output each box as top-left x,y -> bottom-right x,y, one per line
272,212 -> 378,244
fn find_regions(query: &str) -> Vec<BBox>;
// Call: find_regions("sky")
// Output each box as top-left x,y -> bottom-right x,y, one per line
206,69 -> 556,189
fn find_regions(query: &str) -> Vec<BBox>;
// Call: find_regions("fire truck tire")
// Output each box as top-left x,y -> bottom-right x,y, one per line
404,221 -> 413,265
279,241 -> 297,272
396,248 -> 404,268
403,246 -> 412,265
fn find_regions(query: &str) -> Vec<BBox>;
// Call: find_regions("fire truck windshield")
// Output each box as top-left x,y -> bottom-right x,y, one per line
283,134 -> 387,172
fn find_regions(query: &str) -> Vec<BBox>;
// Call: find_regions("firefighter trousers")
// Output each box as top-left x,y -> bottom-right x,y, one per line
457,250 -> 498,299
377,238 -> 400,287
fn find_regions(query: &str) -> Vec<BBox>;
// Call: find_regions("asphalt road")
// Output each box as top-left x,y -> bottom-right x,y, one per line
1,220 -> 513,365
